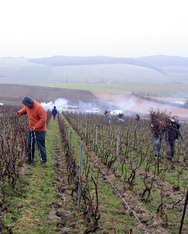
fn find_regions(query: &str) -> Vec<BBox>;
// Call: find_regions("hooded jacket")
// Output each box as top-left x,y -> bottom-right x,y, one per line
18,100 -> 47,132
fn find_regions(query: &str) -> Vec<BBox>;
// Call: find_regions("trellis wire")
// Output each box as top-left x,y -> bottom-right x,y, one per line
83,145 -> 150,234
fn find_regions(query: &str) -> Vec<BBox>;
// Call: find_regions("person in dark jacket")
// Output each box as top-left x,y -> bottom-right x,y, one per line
52,106 -> 58,120
117,113 -> 124,123
166,115 -> 181,161
135,114 -> 140,121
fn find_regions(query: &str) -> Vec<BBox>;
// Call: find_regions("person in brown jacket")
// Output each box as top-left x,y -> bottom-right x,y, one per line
17,96 -> 47,167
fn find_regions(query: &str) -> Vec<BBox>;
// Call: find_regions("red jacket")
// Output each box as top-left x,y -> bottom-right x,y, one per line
18,101 -> 47,132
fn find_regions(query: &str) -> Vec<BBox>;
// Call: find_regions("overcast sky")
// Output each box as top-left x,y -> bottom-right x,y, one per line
0,0 -> 188,58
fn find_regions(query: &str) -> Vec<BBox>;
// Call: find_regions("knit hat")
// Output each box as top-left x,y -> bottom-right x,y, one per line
22,96 -> 34,107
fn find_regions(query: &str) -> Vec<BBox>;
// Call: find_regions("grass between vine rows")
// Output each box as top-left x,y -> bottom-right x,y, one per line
2,118 -> 140,233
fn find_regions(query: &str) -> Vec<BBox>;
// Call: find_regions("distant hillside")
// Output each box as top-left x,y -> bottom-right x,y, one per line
138,55 -> 188,67
28,56 -> 164,73
138,55 -> 188,83
0,55 -> 188,84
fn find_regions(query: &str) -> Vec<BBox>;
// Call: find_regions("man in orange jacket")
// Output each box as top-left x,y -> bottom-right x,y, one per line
17,96 -> 47,167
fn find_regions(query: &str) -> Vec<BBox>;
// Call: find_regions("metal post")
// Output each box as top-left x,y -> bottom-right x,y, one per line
77,141 -> 84,211
95,126 -> 98,150
85,122 -> 88,138
108,127 -> 110,146
31,131 -> 36,162
179,188 -> 188,234
30,131 -> 33,162
69,129 -> 72,148
116,135 -> 120,158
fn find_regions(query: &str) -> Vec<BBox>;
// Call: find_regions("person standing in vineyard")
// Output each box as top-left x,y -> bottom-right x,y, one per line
150,110 -> 168,158
17,96 -> 47,167
166,115 -> 181,162
105,110 -> 112,124
135,113 -> 140,121
150,123 -> 166,158
52,106 -> 58,120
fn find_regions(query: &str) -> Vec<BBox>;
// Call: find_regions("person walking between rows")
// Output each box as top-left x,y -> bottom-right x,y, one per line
52,106 -> 58,120
17,96 -> 47,167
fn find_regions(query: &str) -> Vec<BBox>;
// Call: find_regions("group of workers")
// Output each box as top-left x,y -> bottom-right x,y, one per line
16,96 -> 182,167
151,115 -> 181,162
104,110 -> 126,124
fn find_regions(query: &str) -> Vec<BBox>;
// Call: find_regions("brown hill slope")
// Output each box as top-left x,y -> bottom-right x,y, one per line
1,84 -> 188,119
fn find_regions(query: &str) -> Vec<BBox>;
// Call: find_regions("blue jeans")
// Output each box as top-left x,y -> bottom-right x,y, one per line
28,131 -> 47,163
153,136 -> 163,156
52,114 -> 57,120
106,118 -> 111,124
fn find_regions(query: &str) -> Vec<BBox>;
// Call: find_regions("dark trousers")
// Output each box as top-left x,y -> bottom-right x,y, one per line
167,140 -> 175,158
52,114 -> 57,120
28,131 -> 47,163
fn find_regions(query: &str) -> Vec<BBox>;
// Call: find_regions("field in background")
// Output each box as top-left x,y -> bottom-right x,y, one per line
0,84 -> 99,105
41,83 -> 188,98
0,83 -> 188,118
1,55 -> 188,85
0,63 -> 166,84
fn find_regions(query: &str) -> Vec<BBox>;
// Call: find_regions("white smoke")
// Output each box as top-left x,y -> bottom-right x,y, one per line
41,97 -> 117,114
97,93 -> 137,115
41,98 -> 68,112
78,101 -> 100,112
113,94 -> 137,111
41,95 -> 188,119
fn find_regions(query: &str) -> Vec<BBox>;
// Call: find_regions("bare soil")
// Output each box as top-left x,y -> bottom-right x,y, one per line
0,84 -> 98,104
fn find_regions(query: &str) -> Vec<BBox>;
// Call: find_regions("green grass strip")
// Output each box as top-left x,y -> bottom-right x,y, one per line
2,119 -> 60,233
